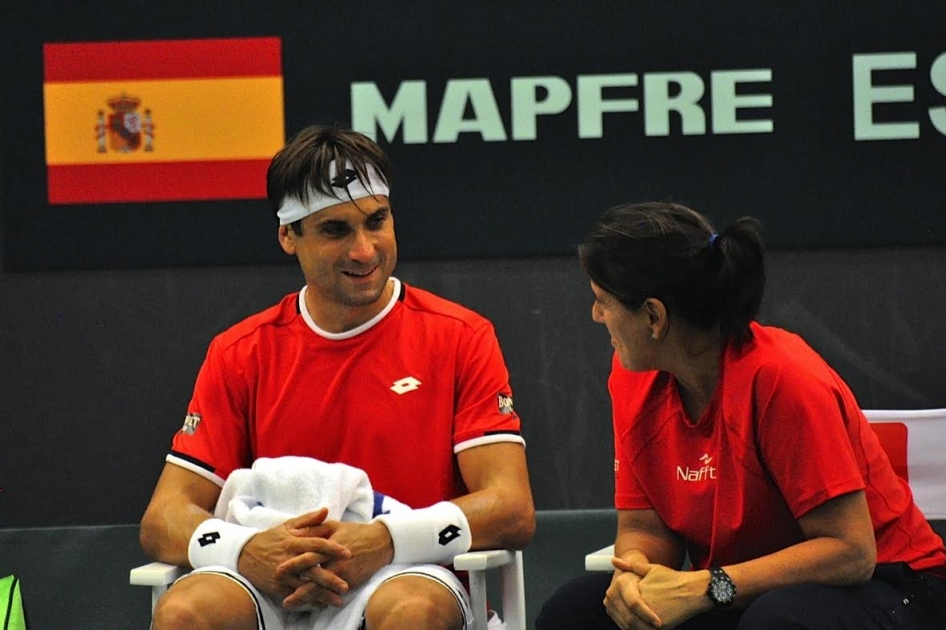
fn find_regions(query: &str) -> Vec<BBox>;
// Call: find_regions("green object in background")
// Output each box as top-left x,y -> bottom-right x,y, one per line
1,575 -> 27,630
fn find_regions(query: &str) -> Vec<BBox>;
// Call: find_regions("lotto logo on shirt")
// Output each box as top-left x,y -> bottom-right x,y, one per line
676,453 -> 717,482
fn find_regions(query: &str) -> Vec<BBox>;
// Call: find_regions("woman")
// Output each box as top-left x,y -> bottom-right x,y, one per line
537,201 -> 946,629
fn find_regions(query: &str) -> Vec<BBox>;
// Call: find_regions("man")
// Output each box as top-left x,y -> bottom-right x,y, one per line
139,125 -> 535,630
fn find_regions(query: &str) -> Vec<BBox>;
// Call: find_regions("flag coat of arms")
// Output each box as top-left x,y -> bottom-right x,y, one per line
43,37 -> 285,204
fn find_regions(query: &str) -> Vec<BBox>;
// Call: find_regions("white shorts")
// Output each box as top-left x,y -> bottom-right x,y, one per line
177,563 -> 474,630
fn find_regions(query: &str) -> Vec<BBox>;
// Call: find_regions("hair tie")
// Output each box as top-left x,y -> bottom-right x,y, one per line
709,233 -> 719,248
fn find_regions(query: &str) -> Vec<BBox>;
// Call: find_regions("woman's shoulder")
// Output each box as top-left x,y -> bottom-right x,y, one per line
730,322 -> 848,402
735,323 -> 829,373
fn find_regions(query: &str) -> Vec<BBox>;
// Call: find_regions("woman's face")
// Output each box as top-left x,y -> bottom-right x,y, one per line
590,281 -> 655,371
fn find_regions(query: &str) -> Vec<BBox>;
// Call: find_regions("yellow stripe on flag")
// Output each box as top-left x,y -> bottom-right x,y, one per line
44,77 -> 285,164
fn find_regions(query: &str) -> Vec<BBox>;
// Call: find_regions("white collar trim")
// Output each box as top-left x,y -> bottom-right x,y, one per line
298,277 -> 401,340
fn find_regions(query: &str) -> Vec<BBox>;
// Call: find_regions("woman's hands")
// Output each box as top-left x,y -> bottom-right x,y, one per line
605,556 -> 711,629
605,561 -> 662,629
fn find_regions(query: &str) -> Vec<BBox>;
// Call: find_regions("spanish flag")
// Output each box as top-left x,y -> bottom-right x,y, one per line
43,37 -> 285,205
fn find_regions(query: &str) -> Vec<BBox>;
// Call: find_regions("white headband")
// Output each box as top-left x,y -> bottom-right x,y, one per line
277,161 -> 390,225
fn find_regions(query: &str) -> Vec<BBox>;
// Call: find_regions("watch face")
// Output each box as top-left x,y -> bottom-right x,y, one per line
709,568 -> 736,606
710,579 -> 735,602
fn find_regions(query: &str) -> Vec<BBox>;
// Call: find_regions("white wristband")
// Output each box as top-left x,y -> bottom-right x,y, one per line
187,518 -> 260,571
374,501 -> 473,565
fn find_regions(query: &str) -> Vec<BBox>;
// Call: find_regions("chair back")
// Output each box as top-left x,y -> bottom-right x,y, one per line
863,409 -> 946,519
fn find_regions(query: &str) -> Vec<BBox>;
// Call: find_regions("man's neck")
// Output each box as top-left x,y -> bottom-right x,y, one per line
303,279 -> 396,334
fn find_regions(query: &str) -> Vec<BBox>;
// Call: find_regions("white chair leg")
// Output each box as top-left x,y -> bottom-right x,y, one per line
151,584 -> 167,612
467,566 -> 489,630
454,549 -> 523,630
500,551 -> 526,630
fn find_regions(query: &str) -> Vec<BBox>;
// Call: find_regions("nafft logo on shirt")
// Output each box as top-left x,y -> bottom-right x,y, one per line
677,453 -> 717,482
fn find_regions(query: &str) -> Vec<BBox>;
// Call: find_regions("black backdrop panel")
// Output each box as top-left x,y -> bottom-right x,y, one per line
2,1 -> 945,270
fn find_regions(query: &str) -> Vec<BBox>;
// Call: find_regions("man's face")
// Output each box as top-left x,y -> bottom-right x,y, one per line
280,195 -> 397,329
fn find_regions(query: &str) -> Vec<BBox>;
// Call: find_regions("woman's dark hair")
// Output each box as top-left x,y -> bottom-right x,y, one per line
266,124 -> 392,234
579,201 -> 765,347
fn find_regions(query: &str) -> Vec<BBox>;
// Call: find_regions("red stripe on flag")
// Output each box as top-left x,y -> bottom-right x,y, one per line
43,37 -> 282,82
47,160 -> 271,204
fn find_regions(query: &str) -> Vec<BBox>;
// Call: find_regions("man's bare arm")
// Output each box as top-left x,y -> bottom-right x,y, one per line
140,462 -> 221,565
454,441 -> 536,550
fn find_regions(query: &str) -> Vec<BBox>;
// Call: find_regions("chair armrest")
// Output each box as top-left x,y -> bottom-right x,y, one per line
129,561 -> 186,586
453,549 -> 516,571
585,544 -> 615,572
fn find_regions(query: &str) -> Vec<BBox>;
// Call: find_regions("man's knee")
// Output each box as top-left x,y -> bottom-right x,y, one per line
151,574 -> 258,630
365,575 -> 464,630
152,591 -> 201,630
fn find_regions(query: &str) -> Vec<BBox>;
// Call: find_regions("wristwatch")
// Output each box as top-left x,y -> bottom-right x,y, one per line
706,566 -> 736,607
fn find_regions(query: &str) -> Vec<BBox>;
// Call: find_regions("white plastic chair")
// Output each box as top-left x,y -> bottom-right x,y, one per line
584,408 -> 946,572
131,548 -> 525,630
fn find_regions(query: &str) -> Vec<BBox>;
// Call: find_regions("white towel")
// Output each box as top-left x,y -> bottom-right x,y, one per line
215,456 -> 406,527
214,456 -> 413,630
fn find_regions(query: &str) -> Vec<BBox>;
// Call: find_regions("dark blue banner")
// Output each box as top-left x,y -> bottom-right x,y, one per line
2,1 -> 944,270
